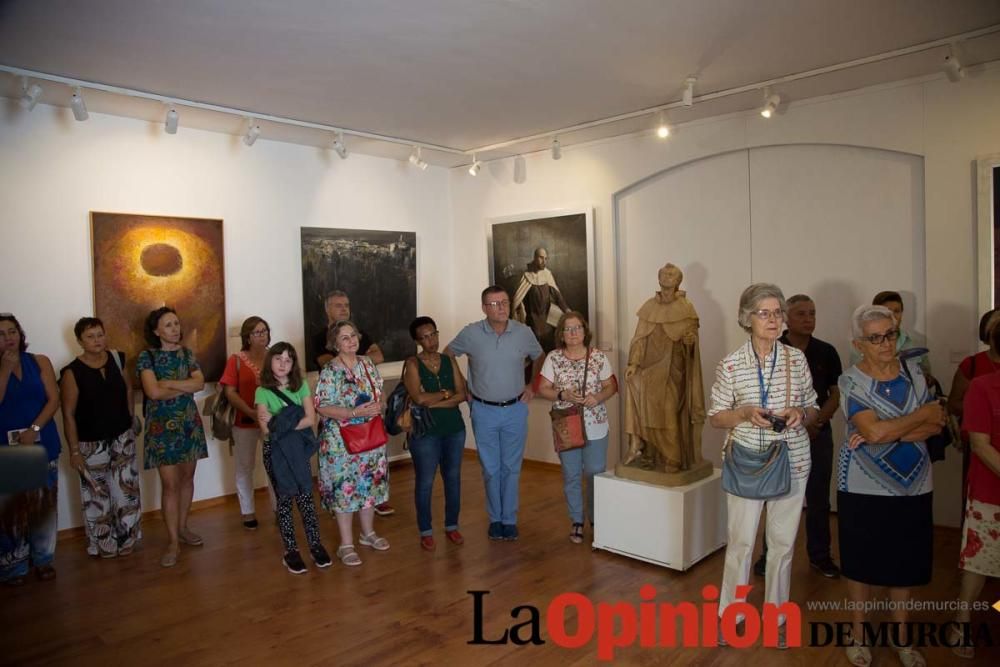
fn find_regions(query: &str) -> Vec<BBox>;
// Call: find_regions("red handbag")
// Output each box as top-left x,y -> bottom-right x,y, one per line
550,405 -> 586,452
339,415 -> 389,454
338,361 -> 388,454
549,351 -> 590,452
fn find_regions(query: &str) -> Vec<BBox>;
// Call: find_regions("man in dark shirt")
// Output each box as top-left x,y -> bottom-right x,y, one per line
312,290 -> 384,369
755,294 -> 843,578
312,290 -> 392,516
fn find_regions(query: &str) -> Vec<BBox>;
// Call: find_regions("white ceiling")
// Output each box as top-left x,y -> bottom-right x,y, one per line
2,0 -> 1000,166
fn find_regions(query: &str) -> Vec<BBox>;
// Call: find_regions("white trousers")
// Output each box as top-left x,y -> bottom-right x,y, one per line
232,427 -> 269,514
719,476 -> 806,624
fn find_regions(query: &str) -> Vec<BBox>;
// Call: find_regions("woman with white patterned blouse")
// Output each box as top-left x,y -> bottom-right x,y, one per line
537,311 -> 617,544
708,283 -> 818,649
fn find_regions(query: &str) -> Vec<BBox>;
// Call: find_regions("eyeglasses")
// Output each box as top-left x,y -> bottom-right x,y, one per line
564,325 -> 584,334
751,309 -> 784,321
484,300 -> 510,309
860,329 -> 899,346
250,329 -> 269,337
417,330 -> 439,341
337,332 -> 359,343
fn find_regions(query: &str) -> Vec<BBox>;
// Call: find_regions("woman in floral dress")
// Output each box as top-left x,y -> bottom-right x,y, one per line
137,307 -> 207,568
315,320 -> 389,566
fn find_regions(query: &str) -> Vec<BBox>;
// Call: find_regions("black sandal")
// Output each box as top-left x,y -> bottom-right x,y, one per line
569,523 -> 584,544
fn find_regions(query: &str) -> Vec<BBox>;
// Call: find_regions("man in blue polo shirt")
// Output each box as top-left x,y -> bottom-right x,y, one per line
446,285 -> 544,541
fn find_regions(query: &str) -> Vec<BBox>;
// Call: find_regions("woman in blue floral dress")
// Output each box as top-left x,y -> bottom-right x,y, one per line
137,307 -> 207,568
315,320 -> 389,566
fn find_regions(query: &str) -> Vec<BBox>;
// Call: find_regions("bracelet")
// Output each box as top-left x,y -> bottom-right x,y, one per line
350,409 -> 356,418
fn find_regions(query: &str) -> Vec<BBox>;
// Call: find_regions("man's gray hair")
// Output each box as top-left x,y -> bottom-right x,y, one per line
737,283 -> 787,332
851,304 -> 894,339
325,289 -> 348,302
786,294 -> 813,307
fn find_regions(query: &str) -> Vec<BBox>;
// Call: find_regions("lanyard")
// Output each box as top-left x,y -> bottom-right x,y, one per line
755,344 -> 778,408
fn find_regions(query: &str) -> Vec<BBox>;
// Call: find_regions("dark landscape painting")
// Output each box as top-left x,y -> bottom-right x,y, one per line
301,227 -> 417,370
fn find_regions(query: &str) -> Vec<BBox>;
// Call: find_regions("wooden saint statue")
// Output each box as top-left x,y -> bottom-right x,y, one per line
617,263 -> 712,486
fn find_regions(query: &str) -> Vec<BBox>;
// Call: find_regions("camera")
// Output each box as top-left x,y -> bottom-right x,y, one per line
764,413 -> 787,433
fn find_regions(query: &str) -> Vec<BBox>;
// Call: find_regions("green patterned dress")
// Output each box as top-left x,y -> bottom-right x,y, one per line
137,348 -> 208,469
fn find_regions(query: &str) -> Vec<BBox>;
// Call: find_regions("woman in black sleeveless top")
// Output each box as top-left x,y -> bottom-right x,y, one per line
60,317 -> 141,558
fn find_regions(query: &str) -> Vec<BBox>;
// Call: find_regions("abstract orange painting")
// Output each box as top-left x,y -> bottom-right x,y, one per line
91,212 -> 226,381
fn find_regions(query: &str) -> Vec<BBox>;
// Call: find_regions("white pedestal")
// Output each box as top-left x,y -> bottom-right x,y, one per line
593,469 -> 727,571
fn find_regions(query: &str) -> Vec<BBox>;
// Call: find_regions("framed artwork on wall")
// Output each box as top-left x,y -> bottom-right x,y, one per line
977,153 -> 1000,316
300,227 -> 417,371
487,208 -> 596,355
91,211 -> 227,381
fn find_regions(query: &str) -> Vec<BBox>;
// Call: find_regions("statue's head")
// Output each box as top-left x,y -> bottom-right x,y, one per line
532,247 -> 549,270
658,263 -> 683,289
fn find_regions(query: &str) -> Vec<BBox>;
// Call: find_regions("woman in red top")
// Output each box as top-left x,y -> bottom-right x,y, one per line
953,322 -> 1000,659
949,309 -> 1000,515
220,316 -> 270,529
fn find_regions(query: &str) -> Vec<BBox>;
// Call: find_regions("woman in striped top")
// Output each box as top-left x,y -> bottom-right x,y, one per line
708,283 -> 818,649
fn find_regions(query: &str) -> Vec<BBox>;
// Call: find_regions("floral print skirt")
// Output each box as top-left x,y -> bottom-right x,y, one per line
959,497 -> 1000,578
317,424 -> 388,513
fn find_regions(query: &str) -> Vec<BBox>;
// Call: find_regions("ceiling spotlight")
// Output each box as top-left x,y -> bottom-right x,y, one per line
513,155 -> 526,184
944,44 -> 964,83
408,146 -> 428,170
468,154 -> 482,176
683,77 -> 697,107
165,107 -> 179,134
551,137 -> 562,160
760,89 -> 781,119
70,87 -> 88,121
332,131 -> 349,159
656,112 -> 671,139
243,119 -> 260,146
20,77 -> 42,111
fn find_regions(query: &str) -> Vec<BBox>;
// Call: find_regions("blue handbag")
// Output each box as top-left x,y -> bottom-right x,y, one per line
721,344 -> 792,500
721,435 -> 791,499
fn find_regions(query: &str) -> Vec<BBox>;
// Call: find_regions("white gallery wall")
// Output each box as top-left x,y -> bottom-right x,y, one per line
2,63 -> 999,532
0,107 -> 454,530
617,144 -> 925,471
449,64 -> 1000,528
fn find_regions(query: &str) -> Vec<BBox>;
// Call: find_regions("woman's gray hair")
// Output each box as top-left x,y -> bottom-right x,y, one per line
737,283 -> 787,332
851,304 -> 894,339
326,319 -> 359,352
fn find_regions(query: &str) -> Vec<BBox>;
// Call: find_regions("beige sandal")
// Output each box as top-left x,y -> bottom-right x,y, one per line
949,624 -> 975,660
891,642 -> 926,667
845,640 -> 871,667
359,531 -> 390,551
336,544 -> 362,566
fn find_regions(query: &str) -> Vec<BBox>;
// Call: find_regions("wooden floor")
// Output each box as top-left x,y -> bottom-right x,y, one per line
3,455 -> 999,666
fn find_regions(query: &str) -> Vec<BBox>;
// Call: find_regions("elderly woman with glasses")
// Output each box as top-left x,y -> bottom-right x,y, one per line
836,304 -> 945,667
708,283 -> 818,649
219,316 -> 272,530
537,311 -> 617,544
314,320 -> 390,566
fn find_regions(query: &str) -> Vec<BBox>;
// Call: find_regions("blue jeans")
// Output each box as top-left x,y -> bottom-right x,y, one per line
558,434 -> 609,524
0,462 -> 58,581
409,429 -> 466,536
470,400 -> 528,525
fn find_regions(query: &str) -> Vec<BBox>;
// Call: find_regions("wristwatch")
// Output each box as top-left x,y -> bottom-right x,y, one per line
442,390 -> 452,399
30,424 -> 41,433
